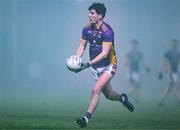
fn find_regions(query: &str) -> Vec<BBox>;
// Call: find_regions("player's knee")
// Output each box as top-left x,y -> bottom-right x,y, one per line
105,95 -> 112,100
104,93 -> 114,100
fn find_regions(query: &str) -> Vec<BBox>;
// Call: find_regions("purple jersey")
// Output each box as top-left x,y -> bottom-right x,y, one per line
81,22 -> 117,68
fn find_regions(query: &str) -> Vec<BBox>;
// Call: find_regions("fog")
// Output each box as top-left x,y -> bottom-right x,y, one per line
1,0 -> 180,106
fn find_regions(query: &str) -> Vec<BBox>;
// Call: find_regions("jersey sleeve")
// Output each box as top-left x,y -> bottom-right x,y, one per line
178,53 -> 180,59
103,30 -> 114,44
81,27 -> 88,40
164,51 -> 169,59
127,52 -> 130,59
140,52 -> 143,60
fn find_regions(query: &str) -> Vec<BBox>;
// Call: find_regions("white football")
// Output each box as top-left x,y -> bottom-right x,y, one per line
66,55 -> 82,70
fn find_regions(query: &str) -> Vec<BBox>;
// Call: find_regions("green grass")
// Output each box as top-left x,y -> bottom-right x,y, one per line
0,99 -> 180,130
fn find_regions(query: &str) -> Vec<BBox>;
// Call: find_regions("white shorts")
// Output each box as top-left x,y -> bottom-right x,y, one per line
127,72 -> 140,83
170,73 -> 179,83
91,64 -> 117,80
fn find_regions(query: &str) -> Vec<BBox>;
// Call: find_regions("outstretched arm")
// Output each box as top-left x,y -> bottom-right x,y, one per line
141,59 -> 150,73
76,38 -> 87,57
160,58 -> 170,73
158,58 -> 169,80
74,42 -> 112,73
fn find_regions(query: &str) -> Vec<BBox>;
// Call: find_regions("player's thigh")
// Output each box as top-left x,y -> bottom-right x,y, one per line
93,72 -> 113,93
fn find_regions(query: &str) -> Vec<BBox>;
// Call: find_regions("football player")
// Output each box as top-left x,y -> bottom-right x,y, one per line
126,39 -> 150,103
67,2 -> 134,128
158,38 -> 180,106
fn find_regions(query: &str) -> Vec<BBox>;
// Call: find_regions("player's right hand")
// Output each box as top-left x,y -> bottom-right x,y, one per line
158,72 -> 163,80
145,67 -> 151,73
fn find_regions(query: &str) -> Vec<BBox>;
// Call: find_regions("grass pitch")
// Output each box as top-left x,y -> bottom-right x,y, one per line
0,99 -> 180,130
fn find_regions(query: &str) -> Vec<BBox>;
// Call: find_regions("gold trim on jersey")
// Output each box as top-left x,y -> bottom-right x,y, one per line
109,47 -> 117,65
103,42 -> 112,45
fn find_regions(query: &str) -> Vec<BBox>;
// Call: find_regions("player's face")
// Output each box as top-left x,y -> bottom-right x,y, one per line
131,40 -> 138,50
172,42 -> 178,50
89,9 -> 102,24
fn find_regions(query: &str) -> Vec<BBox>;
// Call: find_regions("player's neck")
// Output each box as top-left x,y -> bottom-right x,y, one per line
95,20 -> 103,29
91,20 -> 103,30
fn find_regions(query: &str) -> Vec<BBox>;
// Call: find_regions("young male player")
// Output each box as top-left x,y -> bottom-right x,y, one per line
67,3 -> 134,128
158,38 -> 180,106
126,39 -> 150,103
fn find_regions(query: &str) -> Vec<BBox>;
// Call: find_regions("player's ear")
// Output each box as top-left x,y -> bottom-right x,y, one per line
98,14 -> 103,20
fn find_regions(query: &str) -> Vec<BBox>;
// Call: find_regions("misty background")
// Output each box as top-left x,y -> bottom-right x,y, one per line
0,0 -> 180,108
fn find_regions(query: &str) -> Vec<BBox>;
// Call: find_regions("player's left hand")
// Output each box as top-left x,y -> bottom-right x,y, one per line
74,62 -> 90,73
66,64 -> 76,72
158,72 -> 163,80
146,67 -> 150,73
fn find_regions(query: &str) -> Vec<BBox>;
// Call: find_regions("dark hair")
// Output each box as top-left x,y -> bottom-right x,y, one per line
132,39 -> 138,45
173,38 -> 178,43
88,2 -> 106,19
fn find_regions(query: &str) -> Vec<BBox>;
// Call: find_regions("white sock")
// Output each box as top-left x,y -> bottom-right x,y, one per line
121,96 -> 125,102
83,116 -> 89,123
